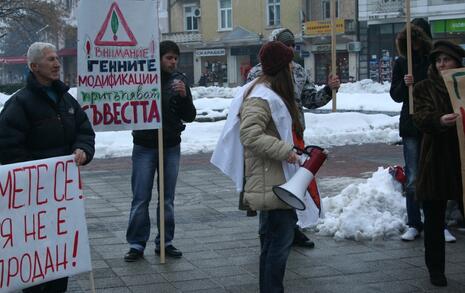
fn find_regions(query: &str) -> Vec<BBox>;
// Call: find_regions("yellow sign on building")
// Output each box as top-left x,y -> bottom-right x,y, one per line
304,19 -> 345,36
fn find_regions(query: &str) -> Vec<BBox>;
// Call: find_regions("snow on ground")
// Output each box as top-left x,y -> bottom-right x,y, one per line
1,80 -> 409,241
316,168 -> 406,240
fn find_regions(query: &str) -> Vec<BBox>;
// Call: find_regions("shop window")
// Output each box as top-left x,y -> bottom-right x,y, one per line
314,52 -> 349,84
322,0 -> 338,20
184,5 -> 199,31
267,0 -> 280,26
380,24 -> 393,35
218,0 -> 232,30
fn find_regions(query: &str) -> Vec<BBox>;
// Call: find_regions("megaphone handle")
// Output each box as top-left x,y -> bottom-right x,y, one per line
302,149 -> 327,174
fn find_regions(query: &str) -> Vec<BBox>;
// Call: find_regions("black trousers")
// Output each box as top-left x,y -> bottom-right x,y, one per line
22,277 -> 68,293
423,200 -> 447,275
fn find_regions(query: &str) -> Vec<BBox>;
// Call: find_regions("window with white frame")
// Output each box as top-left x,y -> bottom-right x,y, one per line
184,4 -> 199,31
322,0 -> 339,20
218,0 -> 232,30
267,0 -> 280,26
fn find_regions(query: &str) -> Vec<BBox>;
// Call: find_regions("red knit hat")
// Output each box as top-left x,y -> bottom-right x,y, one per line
259,41 -> 294,76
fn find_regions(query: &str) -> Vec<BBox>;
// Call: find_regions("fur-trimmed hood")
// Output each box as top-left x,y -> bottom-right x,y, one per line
396,24 -> 432,57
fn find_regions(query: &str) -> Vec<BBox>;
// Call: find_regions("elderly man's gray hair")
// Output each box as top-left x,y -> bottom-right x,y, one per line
27,42 -> 57,70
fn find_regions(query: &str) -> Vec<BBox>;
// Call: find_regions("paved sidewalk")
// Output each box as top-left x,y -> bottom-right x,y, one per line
66,143 -> 465,293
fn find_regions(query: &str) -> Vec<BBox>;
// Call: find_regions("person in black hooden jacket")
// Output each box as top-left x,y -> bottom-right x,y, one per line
390,18 -> 432,242
0,42 -> 95,292
124,40 -> 196,262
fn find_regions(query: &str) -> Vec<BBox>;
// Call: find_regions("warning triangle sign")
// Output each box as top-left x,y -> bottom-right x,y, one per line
94,2 -> 137,46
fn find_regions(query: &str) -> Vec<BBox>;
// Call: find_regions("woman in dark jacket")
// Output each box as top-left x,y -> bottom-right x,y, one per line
413,40 -> 465,287
390,19 -> 432,241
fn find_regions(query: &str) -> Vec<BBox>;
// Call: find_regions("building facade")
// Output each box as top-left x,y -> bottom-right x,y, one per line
163,0 -> 305,86
358,0 -> 465,82
302,0 -> 359,84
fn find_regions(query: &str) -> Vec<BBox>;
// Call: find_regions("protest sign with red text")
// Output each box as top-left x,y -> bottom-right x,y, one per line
443,67 -> 465,208
78,0 -> 161,131
0,155 -> 91,292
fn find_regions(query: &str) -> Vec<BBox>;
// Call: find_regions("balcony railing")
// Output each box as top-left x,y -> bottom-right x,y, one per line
162,32 -> 202,43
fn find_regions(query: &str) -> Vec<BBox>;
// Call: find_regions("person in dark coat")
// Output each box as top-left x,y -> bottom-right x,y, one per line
390,18 -> 432,241
0,42 -> 95,292
124,40 -> 196,261
413,40 -> 465,287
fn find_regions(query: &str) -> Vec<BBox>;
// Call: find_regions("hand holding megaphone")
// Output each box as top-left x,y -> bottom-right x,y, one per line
272,145 -> 328,210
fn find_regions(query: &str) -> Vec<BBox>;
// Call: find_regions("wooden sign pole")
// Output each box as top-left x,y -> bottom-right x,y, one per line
405,0 -> 414,114
331,0 -> 337,112
157,0 -> 165,265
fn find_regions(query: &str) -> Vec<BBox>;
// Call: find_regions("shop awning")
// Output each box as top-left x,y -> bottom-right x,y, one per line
0,56 -> 27,64
57,48 -> 77,57
215,26 -> 260,45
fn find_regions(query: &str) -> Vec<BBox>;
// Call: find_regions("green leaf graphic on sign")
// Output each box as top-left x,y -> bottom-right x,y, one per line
111,11 -> 119,35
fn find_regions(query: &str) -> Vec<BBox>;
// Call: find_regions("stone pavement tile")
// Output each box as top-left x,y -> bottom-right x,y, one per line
401,255 -> 428,267
91,260 -> 110,270
449,272 -> 465,286
189,289 -> 228,293
172,279 -> 221,292
290,265 -> 343,278
362,281 -> 426,293
384,266 -> 429,281
404,276 -> 465,292
75,268 -> 116,280
119,273 -> 166,286
201,265 -> 248,277
283,270 -> 304,281
214,247 -> 257,258
148,260 -> 197,272
77,276 -> 125,291
384,247 -> 425,259
129,283 -> 177,293
182,250 -> 222,261
224,283 -> 259,293
161,270 -> 209,282
213,274 -> 256,287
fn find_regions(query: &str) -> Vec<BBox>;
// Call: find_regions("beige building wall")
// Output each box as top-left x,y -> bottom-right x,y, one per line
310,0 -> 355,21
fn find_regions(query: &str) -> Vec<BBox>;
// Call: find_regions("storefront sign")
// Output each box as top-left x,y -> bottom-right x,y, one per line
231,46 -> 260,56
195,49 -> 226,57
304,19 -> 344,36
300,51 -> 310,58
433,18 -> 465,34
312,45 -> 331,52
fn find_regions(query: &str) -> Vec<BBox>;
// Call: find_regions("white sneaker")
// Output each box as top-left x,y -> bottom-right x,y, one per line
444,229 -> 456,243
401,227 -> 420,241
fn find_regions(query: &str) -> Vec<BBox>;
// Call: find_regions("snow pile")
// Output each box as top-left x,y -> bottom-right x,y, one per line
304,112 -> 400,147
317,167 -> 406,240
338,79 -> 391,94
191,86 -> 238,100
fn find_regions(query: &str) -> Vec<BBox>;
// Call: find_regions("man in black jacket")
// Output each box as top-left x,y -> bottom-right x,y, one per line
0,42 -> 95,292
124,41 -> 196,261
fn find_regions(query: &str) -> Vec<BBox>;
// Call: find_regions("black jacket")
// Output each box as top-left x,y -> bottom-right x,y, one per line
132,70 -> 196,148
390,55 -> 430,138
390,24 -> 432,138
0,73 -> 95,165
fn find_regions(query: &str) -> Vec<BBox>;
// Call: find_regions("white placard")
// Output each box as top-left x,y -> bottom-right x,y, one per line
0,156 -> 91,292
78,0 -> 161,131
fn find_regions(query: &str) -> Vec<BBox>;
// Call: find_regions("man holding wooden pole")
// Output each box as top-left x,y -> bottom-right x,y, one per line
124,41 -> 196,262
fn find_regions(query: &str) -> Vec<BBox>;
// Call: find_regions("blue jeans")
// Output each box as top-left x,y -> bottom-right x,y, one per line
403,137 -> 423,231
259,209 -> 297,293
126,144 -> 180,252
